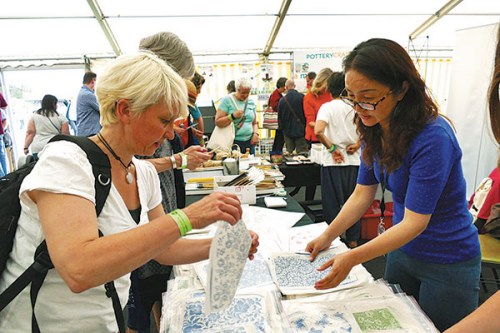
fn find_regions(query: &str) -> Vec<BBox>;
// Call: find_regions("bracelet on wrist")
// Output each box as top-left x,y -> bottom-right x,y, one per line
169,155 -> 178,169
328,144 -> 337,153
252,132 -> 259,136
228,114 -> 234,122
169,209 -> 192,236
179,152 -> 188,169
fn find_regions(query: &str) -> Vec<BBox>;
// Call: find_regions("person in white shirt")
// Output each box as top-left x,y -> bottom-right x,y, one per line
23,94 -> 70,159
315,72 -> 361,248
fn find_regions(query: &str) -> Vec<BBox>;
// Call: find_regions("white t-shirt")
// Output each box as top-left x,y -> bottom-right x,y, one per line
0,140 -> 162,333
316,100 -> 361,167
30,113 -> 68,153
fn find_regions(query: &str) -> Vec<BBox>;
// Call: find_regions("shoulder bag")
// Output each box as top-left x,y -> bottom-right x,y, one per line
207,95 -> 247,150
484,203 -> 500,239
262,105 -> 279,130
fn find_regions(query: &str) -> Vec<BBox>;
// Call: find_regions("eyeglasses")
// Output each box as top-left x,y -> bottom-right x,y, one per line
339,89 -> 392,111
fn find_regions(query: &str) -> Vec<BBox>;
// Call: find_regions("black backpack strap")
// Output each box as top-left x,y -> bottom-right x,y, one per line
49,135 -> 112,215
105,281 -> 126,333
30,243 -> 54,333
99,229 -> 126,333
0,244 -> 53,313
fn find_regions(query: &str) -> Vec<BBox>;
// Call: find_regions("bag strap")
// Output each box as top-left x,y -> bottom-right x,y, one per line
230,94 -> 249,131
47,117 -> 61,134
283,96 -> 305,127
378,168 -> 387,235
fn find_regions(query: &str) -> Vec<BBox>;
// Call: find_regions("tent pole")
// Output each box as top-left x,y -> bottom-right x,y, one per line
86,0 -> 122,56
409,0 -> 463,40
263,0 -> 292,56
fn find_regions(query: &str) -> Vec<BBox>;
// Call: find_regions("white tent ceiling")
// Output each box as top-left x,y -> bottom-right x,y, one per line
1,0 -> 499,68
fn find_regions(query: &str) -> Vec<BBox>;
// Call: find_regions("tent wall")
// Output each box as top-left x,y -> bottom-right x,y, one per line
446,23 -> 499,197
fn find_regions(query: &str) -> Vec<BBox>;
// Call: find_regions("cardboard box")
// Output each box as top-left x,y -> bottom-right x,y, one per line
360,200 -> 394,240
213,175 -> 256,204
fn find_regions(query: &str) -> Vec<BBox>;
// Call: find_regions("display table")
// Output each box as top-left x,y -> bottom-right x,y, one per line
160,200 -> 439,333
186,193 -> 314,227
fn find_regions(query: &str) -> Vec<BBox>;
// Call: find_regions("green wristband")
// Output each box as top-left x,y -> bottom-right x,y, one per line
328,144 -> 337,153
179,152 -> 188,169
169,209 -> 192,236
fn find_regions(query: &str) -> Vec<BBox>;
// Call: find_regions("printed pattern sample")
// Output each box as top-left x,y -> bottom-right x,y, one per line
206,220 -> 252,312
271,250 -> 355,288
184,294 -> 265,332
285,302 -> 353,333
353,308 -> 402,331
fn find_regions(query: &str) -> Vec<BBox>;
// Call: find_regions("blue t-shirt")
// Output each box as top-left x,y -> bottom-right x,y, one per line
357,116 -> 479,264
218,94 -> 256,141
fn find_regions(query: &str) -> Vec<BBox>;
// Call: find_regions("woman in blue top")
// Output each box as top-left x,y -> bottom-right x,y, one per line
306,38 -> 480,331
215,77 -> 258,154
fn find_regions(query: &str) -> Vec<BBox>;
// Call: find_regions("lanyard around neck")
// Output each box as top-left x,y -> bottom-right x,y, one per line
379,168 -> 386,220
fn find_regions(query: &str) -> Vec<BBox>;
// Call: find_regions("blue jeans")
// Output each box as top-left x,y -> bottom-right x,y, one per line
233,139 -> 255,155
385,249 -> 480,331
0,135 -> 7,177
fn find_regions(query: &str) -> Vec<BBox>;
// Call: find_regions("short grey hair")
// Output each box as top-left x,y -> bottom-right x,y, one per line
96,51 -> 188,127
139,32 -> 195,80
235,77 -> 253,91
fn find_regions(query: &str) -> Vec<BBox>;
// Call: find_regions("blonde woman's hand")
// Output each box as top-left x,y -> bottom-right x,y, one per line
183,191 -> 242,229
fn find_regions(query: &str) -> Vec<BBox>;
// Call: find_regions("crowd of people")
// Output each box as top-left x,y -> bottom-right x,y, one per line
0,27 -> 499,333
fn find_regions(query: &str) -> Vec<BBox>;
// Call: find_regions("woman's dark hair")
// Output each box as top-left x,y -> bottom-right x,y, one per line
489,25 -> 500,145
327,71 -> 345,98
343,38 -> 439,172
36,94 -> 59,117
276,77 -> 287,89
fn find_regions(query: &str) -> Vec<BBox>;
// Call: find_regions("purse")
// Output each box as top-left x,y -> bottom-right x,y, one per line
207,95 -> 240,150
262,106 -> 279,130
484,203 -> 500,240
207,122 -> 235,150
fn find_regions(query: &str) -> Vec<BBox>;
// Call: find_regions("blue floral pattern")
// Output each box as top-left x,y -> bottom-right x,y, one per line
183,296 -> 265,332
285,302 -> 353,333
206,221 -> 252,312
271,251 -> 354,288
